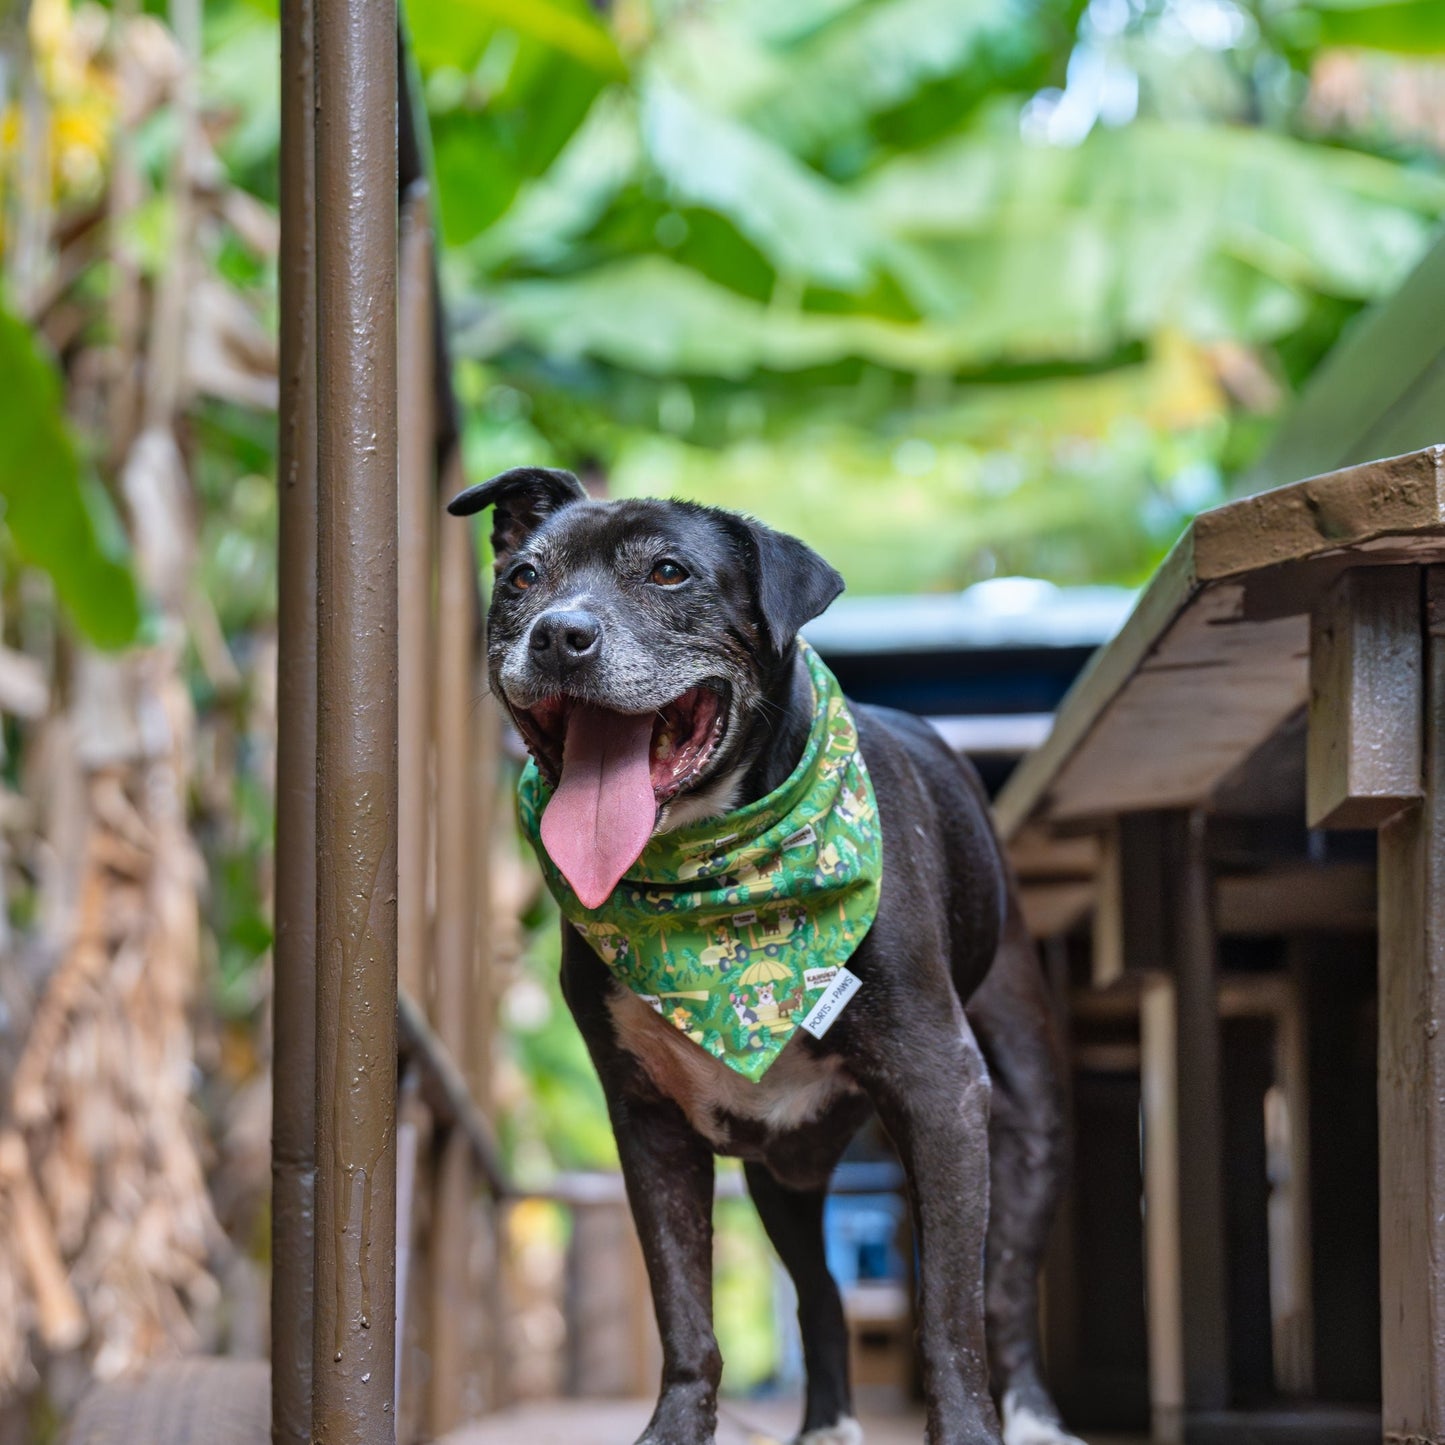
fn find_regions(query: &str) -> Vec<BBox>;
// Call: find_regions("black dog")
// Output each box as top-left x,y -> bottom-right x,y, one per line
449,467 -> 1078,1445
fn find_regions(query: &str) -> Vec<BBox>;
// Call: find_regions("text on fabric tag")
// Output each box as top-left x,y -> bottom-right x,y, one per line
799,967 -> 862,1039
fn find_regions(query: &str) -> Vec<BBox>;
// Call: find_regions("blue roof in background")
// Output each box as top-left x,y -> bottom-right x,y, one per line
803,577 -> 1136,656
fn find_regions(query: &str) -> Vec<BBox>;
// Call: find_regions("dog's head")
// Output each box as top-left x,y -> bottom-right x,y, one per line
448,466 -> 843,905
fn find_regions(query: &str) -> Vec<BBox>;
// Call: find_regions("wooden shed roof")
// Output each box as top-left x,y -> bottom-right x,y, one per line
995,445 -> 1445,862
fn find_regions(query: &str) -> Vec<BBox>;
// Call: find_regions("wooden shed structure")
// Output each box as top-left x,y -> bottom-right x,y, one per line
994,226 -> 1445,1444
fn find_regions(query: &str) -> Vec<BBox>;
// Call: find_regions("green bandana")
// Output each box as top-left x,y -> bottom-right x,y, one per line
518,641 -> 883,1082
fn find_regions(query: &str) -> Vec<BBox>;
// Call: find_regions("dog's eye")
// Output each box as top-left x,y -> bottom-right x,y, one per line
649,560 -> 689,586
508,563 -> 539,591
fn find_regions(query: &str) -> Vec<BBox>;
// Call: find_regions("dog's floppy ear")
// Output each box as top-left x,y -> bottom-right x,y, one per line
446,466 -> 587,568
733,518 -> 845,655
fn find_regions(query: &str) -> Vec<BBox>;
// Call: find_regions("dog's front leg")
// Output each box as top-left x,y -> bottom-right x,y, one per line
611,1093 -> 722,1445
849,1009 -> 1003,1445
563,940 -> 722,1443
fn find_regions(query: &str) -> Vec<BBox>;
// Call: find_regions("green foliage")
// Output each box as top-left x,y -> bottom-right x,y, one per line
0,310 -> 141,650
416,0 -> 1445,596
408,0 -> 625,78
1292,0 -> 1445,55
409,0 -> 623,244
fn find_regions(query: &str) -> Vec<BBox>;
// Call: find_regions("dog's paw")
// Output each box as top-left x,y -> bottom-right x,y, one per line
797,1418 -> 864,1445
1000,1392 -> 1086,1445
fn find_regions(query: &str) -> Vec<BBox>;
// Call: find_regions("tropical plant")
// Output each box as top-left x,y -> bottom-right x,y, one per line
390,0 -> 1445,588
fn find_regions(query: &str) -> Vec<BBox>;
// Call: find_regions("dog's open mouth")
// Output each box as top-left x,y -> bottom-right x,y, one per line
512,684 -> 728,908
514,683 -> 728,801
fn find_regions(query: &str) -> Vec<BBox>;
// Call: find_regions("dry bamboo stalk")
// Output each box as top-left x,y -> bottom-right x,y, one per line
9,863 -> 108,1128
0,0 -> 222,1405
0,1133 -> 86,1353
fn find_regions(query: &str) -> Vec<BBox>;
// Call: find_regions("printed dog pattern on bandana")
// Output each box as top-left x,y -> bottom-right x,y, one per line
518,641 -> 882,1082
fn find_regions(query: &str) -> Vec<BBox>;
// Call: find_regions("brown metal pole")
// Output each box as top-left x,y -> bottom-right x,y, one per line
311,0 -> 398,1437
273,0 -> 318,1437
429,445 -> 476,1433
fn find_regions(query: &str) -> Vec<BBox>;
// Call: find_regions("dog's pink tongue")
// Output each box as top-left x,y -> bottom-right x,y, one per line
540,704 -> 657,909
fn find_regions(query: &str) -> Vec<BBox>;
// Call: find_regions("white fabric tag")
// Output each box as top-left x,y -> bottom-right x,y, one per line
798,967 -> 862,1039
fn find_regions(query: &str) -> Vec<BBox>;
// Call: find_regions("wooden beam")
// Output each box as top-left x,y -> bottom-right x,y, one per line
1214,863 -> 1376,937
1089,812 -> 1231,1419
1040,936 -> 1081,1404
1091,823 -> 1124,989
1376,566 -> 1445,1441
1091,815 -> 1169,987
430,445 -> 480,1436
396,988 -> 508,1200
396,191 -> 434,1003
272,0 -> 318,1435
1018,880 -> 1095,940
1165,811 -> 1231,1414
1307,567 -> 1422,829
1141,972 -> 1184,1445
1271,968 -> 1315,1399
996,446 -> 1445,842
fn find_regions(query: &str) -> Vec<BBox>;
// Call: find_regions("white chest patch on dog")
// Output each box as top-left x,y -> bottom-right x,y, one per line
607,985 -> 862,1150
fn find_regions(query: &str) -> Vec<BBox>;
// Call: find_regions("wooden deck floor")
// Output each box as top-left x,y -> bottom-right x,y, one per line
438,1399 -> 1143,1444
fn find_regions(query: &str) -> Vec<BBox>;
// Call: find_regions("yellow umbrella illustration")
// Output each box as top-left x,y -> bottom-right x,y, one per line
738,958 -> 791,986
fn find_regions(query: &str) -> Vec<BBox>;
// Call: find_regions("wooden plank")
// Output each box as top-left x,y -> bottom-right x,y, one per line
1214,864 -> 1376,936
1045,592 -> 1309,822
1141,972 -> 1184,1445
1166,812 -> 1231,1414
397,192 -> 434,1002
431,450 -> 480,1433
1306,567 -> 1422,829
397,988 -> 509,1199
1008,827 -> 1101,880
995,536 -> 1199,838
996,449 -> 1445,842
1079,816 -> 1231,1418
1198,447 -> 1445,583
1272,973 -> 1314,1399
1376,566 -> 1445,1441
1041,935 -> 1082,1403
1017,880 -> 1095,939
435,1399 -> 949,1445
1092,815 -> 1169,986
1091,822 -> 1125,988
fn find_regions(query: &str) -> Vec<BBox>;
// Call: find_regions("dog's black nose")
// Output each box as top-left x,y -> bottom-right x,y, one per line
531,608 -> 601,663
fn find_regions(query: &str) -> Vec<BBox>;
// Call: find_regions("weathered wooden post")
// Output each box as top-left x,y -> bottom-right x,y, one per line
1307,565 -> 1441,1440
430,449 -> 480,1432
311,0 -> 399,1438
273,0 -> 319,1438
1093,810 -> 1229,1441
